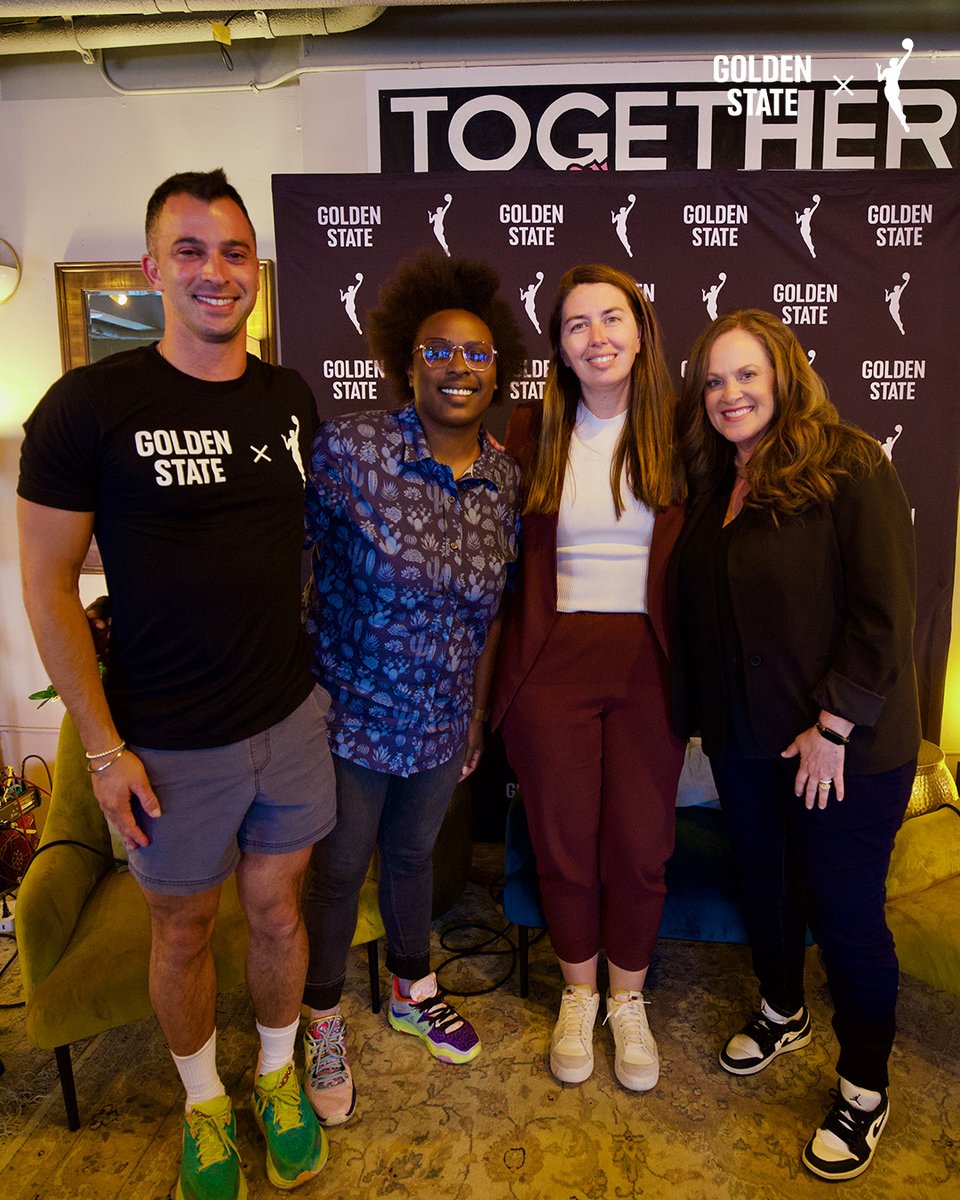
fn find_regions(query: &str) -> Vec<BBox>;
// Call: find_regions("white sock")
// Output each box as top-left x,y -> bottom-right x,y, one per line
760,998 -> 803,1024
171,1029 -> 225,1110
840,1075 -> 883,1112
256,1016 -> 300,1077
811,1078 -> 886,1161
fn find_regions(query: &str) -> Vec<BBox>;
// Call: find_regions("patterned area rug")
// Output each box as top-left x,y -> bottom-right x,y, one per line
1,846 -> 958,1199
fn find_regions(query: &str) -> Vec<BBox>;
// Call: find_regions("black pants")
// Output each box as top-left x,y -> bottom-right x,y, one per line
711,743 -> 915,1092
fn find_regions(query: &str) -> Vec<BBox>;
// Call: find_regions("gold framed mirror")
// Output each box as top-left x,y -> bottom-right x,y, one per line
54,260 -> 276,371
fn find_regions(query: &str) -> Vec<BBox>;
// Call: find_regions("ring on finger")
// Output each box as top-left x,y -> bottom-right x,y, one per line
817,778 -> 832,790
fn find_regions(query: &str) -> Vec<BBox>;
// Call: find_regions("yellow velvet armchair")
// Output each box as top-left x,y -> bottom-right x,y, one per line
885,803 -> 960,996
16,714 -> 386,1131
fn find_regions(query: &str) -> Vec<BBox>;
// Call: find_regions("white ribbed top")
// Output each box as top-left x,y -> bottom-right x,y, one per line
556,402 -> 654,613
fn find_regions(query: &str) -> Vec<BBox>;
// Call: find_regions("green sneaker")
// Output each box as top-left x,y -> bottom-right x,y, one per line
175,1094 -> 247,1200
251,1060 -> 328,1190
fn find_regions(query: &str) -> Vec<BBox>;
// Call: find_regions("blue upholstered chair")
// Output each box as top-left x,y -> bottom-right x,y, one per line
660,805 -> 749,944
502,794 -> 545,997
502,794 -> 750,995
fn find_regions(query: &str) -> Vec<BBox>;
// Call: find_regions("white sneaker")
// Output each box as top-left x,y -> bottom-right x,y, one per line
604,991 -> 659,1091
550,985 -> 600,1083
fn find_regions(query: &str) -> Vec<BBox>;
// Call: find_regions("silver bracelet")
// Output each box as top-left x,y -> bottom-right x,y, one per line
85,739 -> 127,760
87,748 -> 126,774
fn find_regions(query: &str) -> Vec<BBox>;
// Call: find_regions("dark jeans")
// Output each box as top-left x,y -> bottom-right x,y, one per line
711,743 -> 915,1092
302,750 -> 463,1010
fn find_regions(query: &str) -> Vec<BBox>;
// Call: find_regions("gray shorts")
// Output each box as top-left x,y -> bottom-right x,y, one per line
127,686 -> 337,896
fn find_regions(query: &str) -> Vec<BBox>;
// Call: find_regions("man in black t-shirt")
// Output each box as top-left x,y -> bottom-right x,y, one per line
17,170 -> 333,1199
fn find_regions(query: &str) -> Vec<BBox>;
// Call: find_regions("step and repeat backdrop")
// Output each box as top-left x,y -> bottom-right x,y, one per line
275,45 -> 960,740
273,167 -> 959,739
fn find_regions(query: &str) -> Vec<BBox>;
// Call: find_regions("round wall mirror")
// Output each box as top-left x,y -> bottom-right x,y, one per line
0,239 -> 22,304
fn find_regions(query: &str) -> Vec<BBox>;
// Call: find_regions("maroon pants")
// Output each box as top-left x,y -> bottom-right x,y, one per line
502,612 -> 684,971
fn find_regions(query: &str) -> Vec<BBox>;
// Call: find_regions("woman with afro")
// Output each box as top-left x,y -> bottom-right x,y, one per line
299,251 -> 525,1125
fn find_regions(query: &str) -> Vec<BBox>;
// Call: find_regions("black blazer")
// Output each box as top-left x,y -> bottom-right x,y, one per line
668,453 -> 921,775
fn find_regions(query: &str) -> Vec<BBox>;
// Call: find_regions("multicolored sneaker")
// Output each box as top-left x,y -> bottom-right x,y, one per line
303,1012 -> 357,1127
251,1060 -> 328,1190
387,973 -> 481,1064
176,1094 -> 246,1200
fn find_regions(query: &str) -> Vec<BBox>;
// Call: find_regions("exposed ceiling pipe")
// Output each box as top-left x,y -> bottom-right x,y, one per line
0,0 -> 398,13
0,6 -> 385,56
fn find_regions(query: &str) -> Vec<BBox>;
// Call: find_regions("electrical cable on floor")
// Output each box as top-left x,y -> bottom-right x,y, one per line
434,875 -> 546,998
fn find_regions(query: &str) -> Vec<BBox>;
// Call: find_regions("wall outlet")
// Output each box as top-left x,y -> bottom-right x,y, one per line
0,915 -> 14,935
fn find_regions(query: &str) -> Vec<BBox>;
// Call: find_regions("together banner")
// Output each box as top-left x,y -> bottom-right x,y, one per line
272,168 -> 960,736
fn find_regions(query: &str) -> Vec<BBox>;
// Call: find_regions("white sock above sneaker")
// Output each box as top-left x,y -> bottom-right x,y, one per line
403,972 -> 438,1003
840,1076 -> 883,1112
811,1077 -> 885,1160
761,998 -> 804,1024
256,1015 -> 300,1077
172,1029 -> 225,1110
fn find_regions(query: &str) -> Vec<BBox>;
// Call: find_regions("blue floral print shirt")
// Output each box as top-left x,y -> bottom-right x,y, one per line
304,402 -> 521,777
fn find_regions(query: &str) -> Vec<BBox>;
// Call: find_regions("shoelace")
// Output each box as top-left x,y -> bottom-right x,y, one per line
410,992 -> 464,1034
555,991 -> 596,1045
305,1019 -> 349,1088
821,1089 -> 879,1147
603,996 -> 652,1050
740,1012 -> 788,1052
258,1063 -> 305,1133
186,1106 -> 238,1170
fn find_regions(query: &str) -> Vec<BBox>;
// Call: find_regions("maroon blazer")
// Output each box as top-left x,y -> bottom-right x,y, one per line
490,401 -> 684,731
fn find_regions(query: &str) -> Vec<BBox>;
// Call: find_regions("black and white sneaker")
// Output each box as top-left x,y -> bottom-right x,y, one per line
719,1001 -> 812,1075
802,1085 -> 890,1180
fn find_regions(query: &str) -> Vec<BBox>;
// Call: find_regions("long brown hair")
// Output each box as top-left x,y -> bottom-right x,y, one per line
679,309 -> 883,517
523,264 -> 683,516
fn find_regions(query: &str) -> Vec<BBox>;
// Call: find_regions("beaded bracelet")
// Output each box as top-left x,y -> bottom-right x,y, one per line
87,748 -> 126,774
85,739 -> 126,761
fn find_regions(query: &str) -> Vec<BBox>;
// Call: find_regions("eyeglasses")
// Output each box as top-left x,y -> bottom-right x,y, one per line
415,339 -> 497,371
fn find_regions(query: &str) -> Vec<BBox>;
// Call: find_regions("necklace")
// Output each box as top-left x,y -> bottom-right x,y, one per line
157,341 -> 166,361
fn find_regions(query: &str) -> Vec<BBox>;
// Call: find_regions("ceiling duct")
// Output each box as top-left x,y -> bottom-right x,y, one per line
0,5 -> 386,55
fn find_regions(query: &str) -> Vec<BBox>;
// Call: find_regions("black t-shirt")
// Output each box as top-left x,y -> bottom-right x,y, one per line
18,345 -> 317,749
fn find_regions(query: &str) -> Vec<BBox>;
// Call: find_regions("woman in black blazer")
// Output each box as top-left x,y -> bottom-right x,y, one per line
671,310 -> 920,1183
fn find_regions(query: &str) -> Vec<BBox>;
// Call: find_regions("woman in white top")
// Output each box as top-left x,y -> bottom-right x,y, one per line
491,264 -> 685,1091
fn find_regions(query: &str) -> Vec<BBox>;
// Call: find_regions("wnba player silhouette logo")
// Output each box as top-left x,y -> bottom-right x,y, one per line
340,273 -> 363,336
886,272 -> 910,336
796,195 -> 821,259
878,39 -> 914,133
429,194 -> 453,256
702,272 -> 727,320
612,194 -> 636,258
880,425 -> 903,460
520,272 -> 545,334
